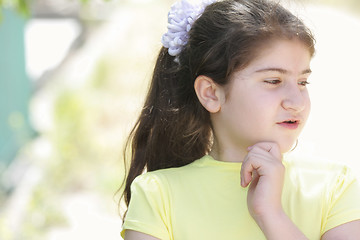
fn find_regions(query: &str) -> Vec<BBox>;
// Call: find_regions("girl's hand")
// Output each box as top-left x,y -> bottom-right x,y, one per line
240,142 -> 284,223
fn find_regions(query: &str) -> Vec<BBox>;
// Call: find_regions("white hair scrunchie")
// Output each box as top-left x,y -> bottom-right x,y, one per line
161,0 -> 216,62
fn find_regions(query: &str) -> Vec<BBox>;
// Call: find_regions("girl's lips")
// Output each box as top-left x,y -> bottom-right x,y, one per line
277,120 -> 300,129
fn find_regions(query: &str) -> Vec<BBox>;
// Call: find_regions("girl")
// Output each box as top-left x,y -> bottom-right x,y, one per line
120,0 -> 360,239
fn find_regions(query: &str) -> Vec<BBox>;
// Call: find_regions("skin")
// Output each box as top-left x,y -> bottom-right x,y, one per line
124,39 -> 360,239
209,38 -> 312,161
210,39 -> 312,227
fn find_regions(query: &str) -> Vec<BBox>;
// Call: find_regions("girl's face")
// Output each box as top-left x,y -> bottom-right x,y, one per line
213,39 -> 312,153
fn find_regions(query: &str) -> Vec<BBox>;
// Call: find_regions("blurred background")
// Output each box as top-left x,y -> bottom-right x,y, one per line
0,0 -> 359,239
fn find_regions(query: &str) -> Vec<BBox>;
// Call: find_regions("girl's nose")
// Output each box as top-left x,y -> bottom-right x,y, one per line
281,84 -> 307,112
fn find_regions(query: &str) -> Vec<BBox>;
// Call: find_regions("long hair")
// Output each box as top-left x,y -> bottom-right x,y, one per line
120,0 -> 315,212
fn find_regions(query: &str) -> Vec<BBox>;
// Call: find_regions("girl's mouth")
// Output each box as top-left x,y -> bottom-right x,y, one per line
277,120 -> 300,129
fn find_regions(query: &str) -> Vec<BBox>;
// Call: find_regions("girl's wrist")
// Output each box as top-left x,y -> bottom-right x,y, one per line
253,209 -> 308,240
252,208 -> 285,230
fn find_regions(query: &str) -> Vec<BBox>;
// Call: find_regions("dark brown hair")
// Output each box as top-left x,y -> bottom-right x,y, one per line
120,0 -> 315,212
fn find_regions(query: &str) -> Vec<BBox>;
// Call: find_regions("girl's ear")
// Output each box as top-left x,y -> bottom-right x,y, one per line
194,75 -> 224,113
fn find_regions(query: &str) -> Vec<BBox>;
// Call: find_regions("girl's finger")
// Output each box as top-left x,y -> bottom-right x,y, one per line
241,154 -> 264,187
247,142 -> 281,160
241,142 -> 281,187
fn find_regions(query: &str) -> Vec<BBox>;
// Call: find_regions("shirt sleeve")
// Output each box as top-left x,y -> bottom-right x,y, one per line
322,166 -> 360,234
121,173 -> 171,240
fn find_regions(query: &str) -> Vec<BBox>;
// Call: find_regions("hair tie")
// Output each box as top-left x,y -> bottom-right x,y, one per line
161,0 -> 216,62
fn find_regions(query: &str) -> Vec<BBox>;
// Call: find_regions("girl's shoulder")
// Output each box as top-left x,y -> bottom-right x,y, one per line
283,153 -> 359,190
132,155 -> 239,187
284,153 -> 353,174
129,158 -> 206,197
132,157 -> 203,185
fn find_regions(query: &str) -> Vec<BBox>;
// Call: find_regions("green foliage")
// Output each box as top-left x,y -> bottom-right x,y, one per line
0,0 -> 114,21
9,79 -> 126,239
0,217 -> 13,240
0,0 -> 30,19
0,2 -> 162,238
18,185 -> 67,240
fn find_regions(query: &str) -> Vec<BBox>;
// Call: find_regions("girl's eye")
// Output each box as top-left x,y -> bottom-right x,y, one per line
264,79 -> 281,85
298,80 -> 310,86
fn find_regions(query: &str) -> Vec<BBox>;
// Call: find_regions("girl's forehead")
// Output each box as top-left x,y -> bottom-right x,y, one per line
234,39 -> 312,76
249,39 -> 311,64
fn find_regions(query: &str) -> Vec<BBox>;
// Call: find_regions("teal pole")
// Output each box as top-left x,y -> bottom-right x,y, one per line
0,8 -> 34,173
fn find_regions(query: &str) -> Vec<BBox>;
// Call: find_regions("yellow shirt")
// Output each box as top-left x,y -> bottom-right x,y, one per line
121,155 -> 360,239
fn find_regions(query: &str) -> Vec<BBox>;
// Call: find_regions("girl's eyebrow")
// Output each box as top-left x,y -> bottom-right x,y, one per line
255,67 -> 312,75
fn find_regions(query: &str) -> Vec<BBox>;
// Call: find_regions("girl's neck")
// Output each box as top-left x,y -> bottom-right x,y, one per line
209,141 -> 248,163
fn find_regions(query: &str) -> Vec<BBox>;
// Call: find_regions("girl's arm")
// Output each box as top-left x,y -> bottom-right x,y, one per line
242,142 -> 360,239
241,142 -> 308,240
253,209 -> 308,240
124,230 -> 161,240
321,220 -> 360,240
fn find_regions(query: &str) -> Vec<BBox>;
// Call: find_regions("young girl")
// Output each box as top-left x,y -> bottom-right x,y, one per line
120,0 -> 360,239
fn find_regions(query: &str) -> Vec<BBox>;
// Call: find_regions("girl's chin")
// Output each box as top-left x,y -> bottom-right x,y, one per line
251,138 -> 297,153
279,140 -> 298,153
244,139 -> 297,153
